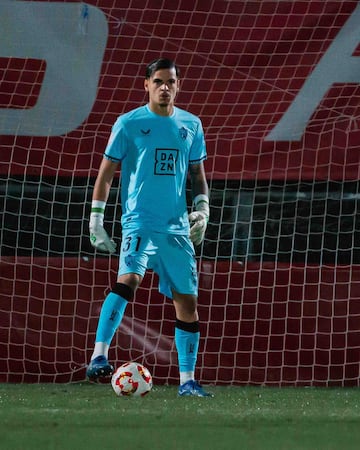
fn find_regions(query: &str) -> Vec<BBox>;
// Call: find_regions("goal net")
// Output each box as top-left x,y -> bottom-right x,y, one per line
1,0 -> 360,386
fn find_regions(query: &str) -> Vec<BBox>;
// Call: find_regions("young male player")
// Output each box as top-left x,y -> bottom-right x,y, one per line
86,58 -> 212,397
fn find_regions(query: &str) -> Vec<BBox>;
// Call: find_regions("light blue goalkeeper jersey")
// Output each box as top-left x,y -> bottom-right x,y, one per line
104,104 -> 207,234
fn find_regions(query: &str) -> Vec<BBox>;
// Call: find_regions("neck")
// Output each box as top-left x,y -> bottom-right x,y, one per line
148,102 -> 174,117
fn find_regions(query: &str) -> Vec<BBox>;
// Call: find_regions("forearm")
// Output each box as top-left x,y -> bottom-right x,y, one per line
191,172 -> 208,195
89,157 -> 118,253
190,163 -> 209,199
92,173 -> 113,203
92,157 -> 118,202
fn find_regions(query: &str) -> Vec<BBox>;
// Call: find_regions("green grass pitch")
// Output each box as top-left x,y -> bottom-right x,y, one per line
1,383 -> 360,450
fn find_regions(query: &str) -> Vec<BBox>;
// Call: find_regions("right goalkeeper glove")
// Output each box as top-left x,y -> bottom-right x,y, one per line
89,200 -> 116,253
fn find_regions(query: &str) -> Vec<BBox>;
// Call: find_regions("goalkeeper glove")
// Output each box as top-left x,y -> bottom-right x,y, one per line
189,194 -> 209,246
89,200 -> 116,253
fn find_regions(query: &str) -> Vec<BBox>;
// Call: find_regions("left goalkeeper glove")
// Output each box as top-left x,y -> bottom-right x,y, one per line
189,194 -> 209,246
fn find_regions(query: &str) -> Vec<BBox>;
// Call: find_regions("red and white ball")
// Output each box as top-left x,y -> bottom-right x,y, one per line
111,361 -> 153,397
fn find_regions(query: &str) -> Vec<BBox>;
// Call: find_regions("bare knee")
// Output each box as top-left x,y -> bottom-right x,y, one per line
117,273 -> 143,292
172,292 -> 199,322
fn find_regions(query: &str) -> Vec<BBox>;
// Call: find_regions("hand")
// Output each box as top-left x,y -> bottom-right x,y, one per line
189,211 -> 208,246
89,210 -> 116,253
89,225 -> 116,253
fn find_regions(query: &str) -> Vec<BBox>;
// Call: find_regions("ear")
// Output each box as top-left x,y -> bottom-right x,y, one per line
144,78 -> 149,92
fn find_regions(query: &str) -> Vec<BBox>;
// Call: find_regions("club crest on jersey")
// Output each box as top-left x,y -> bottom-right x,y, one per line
154,148 -> 179,175
179,127 -> 188,140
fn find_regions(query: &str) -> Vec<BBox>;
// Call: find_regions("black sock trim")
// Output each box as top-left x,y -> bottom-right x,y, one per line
112,283 -> 134,301
175,319 -> 199,333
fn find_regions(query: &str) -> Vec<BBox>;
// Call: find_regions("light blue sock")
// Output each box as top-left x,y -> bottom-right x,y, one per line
95,291 -> 128,345
175,323 -> 200,373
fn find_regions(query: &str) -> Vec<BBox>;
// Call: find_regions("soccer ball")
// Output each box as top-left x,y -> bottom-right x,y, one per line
111,361 -> 153,397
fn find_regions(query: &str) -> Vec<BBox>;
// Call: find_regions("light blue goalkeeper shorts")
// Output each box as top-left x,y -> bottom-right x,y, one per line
118,229 -> 198,299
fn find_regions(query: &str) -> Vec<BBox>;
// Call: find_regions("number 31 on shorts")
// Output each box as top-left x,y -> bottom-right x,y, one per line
122,235 -> 142,252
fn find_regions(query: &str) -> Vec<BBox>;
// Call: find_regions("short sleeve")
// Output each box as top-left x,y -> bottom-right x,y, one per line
189,119 -> 207,164
104,117 -> 128,162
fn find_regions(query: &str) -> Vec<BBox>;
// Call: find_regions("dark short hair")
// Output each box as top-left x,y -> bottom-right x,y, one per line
145,58 -> 180,79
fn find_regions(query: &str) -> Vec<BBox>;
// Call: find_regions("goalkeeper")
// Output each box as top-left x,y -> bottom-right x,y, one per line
86,58 -> 212,397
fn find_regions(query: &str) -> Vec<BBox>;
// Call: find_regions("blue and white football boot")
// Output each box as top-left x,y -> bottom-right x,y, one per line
86,355 -> 114,380
178,380 -> 214,397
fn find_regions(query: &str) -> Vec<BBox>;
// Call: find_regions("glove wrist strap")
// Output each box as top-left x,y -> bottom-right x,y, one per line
91,199 -> 106,214
193,194 -> 209,219
90,200 -> 106,228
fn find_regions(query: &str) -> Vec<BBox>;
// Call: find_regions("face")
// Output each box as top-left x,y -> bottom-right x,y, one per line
144,68 -> 179,115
